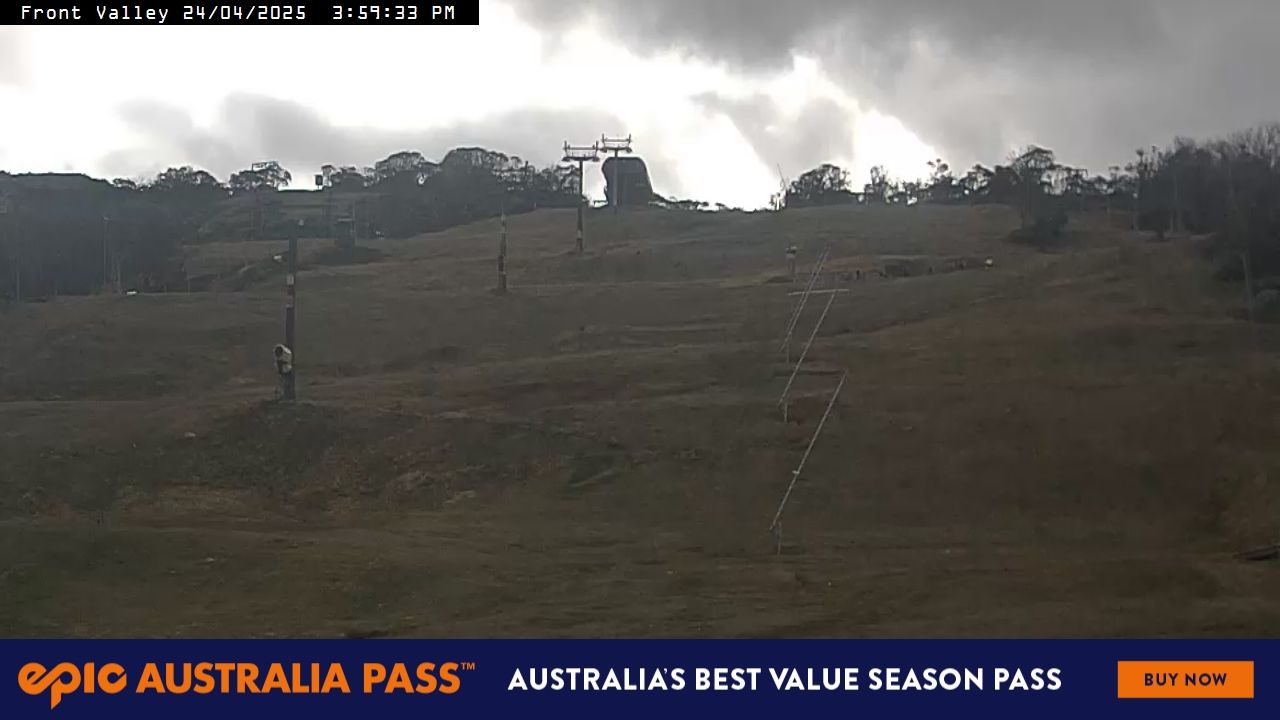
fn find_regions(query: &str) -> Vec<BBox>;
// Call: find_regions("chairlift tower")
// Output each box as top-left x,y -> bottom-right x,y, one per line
562,141 -> 600,254
599,134 -> 633,213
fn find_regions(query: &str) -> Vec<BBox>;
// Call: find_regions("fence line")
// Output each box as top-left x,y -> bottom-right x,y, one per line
769,370 -> 848,535
778,289 -> 836,408
779,247 -> 829,354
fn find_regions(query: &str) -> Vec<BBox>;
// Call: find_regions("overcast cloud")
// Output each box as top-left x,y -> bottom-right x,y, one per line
1,2 -> 1277,206
511,0 -> 1280,172
692,93 -> 856,180
99,94 -> 622,187
0,29 -> 27,87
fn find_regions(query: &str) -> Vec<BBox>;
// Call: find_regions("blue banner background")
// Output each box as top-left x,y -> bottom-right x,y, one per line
1,639 -> 1274,718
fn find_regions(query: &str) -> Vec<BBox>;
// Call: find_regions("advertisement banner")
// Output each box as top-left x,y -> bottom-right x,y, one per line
2,639 -> 1275,718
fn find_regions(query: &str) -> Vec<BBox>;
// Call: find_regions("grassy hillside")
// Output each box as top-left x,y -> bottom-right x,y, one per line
1,203 -> 1278,637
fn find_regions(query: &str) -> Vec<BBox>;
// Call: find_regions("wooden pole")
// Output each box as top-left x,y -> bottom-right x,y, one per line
284,236 -> 297,401
0,199 -> 16,302
1243,251 -> 1259,356
102,215 -> 109,293
1243,251 -> 1256,320
10,203 -> 20,302
1173,167 -> 1184,235
12,215 -> 20,302
498,199 -> 509,294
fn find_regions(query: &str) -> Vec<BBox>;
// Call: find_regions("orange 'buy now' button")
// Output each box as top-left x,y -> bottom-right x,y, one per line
1117,661 -> 1254,699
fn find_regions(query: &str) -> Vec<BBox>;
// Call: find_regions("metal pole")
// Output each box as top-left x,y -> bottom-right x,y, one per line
284,236 -> 297,401
576,160 -> 585,254
599,136 -> 632,213
769,371 -> 847,533
612,149 -> 621,214
563,142 -> 600,253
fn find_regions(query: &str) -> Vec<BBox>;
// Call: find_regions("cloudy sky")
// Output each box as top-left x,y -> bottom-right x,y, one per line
1,1 -> 1277,208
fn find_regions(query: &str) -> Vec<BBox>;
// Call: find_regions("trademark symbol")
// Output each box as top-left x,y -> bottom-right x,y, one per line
460,662 -> 477,671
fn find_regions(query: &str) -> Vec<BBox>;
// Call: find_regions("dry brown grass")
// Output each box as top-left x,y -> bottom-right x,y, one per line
1,204 -> 1278,637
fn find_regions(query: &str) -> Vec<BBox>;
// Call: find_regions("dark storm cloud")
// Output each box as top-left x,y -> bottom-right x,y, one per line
512,0 -> 1167,79
510,0 -> 1280,173
101,94 -> 623,185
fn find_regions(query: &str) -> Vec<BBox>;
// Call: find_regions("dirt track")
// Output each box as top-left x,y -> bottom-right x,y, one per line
2,204 -> 1279,637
